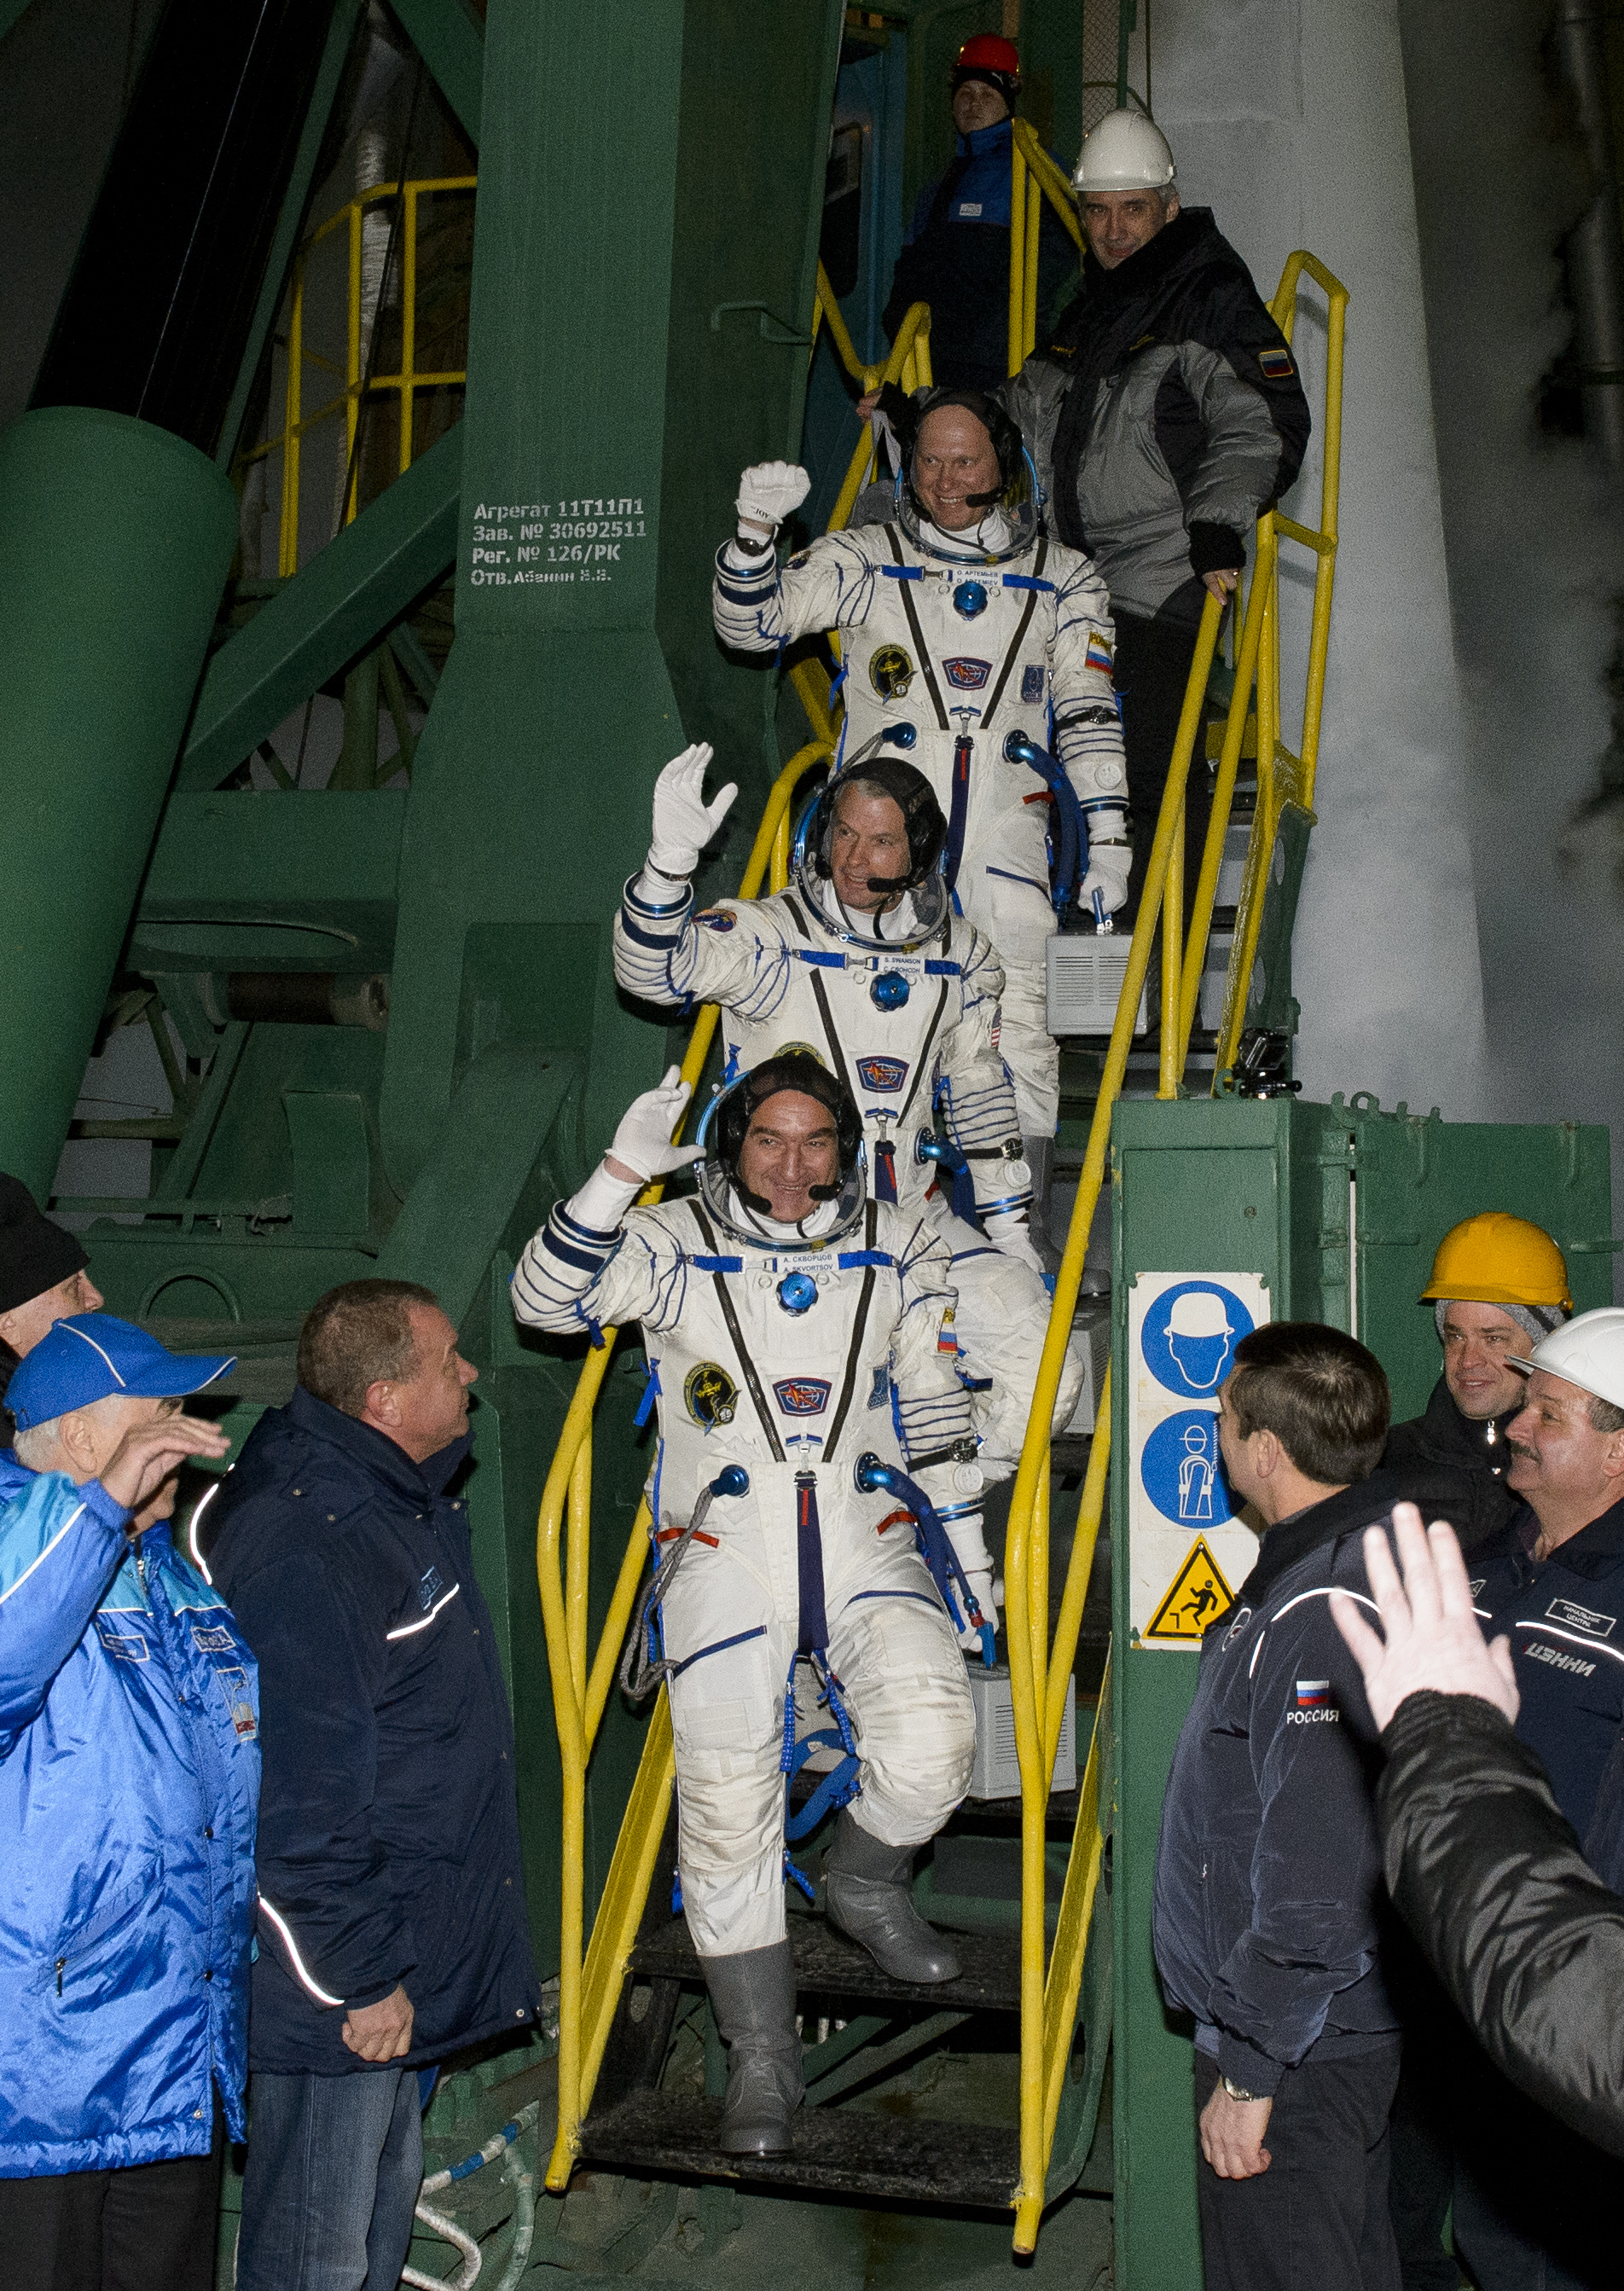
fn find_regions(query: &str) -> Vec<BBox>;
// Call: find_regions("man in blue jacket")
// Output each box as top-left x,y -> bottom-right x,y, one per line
0,1314 -> 251,2291
1153,1321 -> 1402,2291
881,35 -> 1076,391
211,1279 -> 538,2291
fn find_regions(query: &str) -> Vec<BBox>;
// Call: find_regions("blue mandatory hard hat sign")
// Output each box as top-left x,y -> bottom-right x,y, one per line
1140,1279 -> 1256,1399
1140,1408 -> 1236,1528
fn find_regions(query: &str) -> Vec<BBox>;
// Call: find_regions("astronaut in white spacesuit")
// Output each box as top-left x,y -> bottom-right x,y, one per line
512,1053 -> 983,2156
710,386 -> 1129,1151
613,740 -> 1084,1487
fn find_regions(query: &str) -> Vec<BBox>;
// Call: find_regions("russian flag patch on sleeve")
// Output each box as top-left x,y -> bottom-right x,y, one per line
1259,345 -> 1296,380
1084,630 -> 1114,675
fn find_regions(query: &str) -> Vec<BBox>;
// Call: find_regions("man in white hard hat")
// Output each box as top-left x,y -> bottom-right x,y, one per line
1000,110 -> 1310,920
1441,1308 -> 1624,2290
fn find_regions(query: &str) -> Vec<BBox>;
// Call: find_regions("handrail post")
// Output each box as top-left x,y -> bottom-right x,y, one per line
1158,806 -> 1184,1099
1024,172 -> 1041,362
1008,142 -> 1028,378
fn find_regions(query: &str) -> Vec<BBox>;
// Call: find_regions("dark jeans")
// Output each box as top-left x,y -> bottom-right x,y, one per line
0,2100 -> 224,2291
235,2066 -> 421,2291
1195,2042 -> 1402,2291
1112,607 -> 1214,931
1389,2049 -> 1462,2291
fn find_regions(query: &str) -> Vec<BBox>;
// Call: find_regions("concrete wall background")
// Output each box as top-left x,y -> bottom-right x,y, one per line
1151,0 -> 1493,1122
1397,0 -> 1624,1245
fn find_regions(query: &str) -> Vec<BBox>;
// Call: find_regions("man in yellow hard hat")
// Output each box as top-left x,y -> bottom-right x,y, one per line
1380,1212 -> 1571,2291
1384,1214 -> 1572,1556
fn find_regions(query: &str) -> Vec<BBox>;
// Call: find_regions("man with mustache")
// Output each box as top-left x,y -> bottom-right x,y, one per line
1439,1310 -> 1624,2290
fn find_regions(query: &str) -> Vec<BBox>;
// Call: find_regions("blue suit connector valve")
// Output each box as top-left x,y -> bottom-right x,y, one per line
853,1452 -> 995,1668
1004,729 -> 1088,916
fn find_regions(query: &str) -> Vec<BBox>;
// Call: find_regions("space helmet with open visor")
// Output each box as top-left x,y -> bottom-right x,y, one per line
695,1051 -> 868,1247
872,380 -> 1043,562
792,754 -> 951,939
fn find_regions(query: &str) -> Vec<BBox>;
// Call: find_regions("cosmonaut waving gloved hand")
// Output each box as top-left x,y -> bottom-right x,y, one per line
513,1052 -> 987,2164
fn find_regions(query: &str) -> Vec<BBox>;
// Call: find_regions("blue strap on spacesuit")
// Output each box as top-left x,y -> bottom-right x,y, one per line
915,1131 -> 979,1227
855,1453 -> 995,1668
782,1476 -> 863,1853
781,1650 -> 861,1845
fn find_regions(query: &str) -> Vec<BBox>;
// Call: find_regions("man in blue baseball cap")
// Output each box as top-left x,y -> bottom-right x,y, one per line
0,1314 -> 258,2291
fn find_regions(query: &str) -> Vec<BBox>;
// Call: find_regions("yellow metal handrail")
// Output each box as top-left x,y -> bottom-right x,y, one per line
1002,246 -> 1348,2253
237,175 -> 476,577
536,739 -> 832,2193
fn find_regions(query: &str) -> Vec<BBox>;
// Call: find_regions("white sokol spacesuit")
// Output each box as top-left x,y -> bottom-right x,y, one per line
512,1055 -> 982,2156
613,750 -> 1084,1475
712,412 -> 1129,1140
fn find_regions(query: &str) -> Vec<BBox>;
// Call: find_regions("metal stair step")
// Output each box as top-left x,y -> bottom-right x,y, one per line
629,1912 -> 1022,2013
578,2088 -> 1020,2207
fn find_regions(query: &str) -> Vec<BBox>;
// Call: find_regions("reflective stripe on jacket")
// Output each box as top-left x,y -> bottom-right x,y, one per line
0,1453 -> 259,2176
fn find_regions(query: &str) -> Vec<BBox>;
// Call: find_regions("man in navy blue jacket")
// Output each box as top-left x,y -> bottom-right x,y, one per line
212,1279 -> 538,2291
0,1315 -> 249,2291
881,35 -> 1075,391
1440,1308 -> 1624,2291
1153,1322 -> 1402,2291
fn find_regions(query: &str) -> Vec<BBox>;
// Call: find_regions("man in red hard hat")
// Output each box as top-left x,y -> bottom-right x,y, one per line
880,34 -> 1076,392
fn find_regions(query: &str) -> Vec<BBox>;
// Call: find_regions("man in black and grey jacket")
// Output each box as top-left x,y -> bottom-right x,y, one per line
1000,110 -> 1310,917
1153,1321 -> 1402,2291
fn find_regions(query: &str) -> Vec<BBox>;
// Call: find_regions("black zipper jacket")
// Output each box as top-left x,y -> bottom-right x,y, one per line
1153,1475 -> 1412,2095
1383,1374 -> 1523,1554
1001,206 -> 1310,625
1378,1690 -> 1624,2158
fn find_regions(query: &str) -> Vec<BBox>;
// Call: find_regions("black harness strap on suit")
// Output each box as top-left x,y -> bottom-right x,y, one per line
884,526 -> 949,730
690,1205 -> 785,1460
822,1201 -> 880,1466
979,533 -> 1047,733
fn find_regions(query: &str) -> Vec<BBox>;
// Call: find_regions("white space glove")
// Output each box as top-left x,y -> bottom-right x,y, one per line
647,742 -> 738,880
735,461 -> 811,533
1080,808 -> 1132,916
606,1066 -> 706,1183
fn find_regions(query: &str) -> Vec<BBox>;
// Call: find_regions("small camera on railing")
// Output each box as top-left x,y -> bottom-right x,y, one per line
1227,1028 -> 1301,1099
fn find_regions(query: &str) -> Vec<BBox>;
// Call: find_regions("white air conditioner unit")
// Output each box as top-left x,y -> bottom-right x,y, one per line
1047,932 -> 1150,1035
967,1665 -> 1077,1800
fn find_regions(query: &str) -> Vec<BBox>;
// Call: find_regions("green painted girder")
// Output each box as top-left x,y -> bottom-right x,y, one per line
177,426 -> 461,795
391,0 -> 484,146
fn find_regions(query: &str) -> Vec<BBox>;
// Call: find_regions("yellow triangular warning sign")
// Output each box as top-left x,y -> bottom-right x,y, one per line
1146,1537 -> 1235,1641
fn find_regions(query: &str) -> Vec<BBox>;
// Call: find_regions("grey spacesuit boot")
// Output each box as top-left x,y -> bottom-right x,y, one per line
703,1942 -> 803,2157
823,1809 -> 961,1984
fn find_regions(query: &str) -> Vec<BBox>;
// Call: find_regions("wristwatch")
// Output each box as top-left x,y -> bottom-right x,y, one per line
1221,2074 -> 1260,2103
